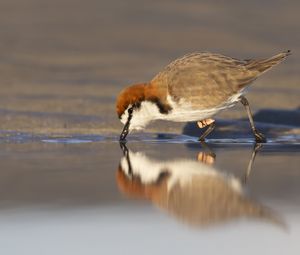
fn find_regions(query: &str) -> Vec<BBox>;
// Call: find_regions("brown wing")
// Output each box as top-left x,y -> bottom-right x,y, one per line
152,52 -> 258,109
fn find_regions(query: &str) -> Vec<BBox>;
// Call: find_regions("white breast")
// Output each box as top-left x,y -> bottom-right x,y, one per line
123,90 -> 245,131
163,92 -> 244,122
121,150 -> 242,193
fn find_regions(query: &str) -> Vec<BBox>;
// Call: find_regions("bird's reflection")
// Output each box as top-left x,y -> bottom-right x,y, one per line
116,143 -> 283,228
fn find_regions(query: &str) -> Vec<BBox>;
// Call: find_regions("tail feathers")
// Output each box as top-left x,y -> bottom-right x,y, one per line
253,205 -> 287,230
245,50 -> 291,74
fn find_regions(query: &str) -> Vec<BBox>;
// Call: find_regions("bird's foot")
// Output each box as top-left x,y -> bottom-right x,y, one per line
197,118 -> 215,128
198,137 -> 205,142
197,152 -> 215,165
254,131 -> 266,143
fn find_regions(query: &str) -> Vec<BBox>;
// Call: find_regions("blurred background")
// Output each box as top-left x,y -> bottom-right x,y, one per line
0,0 -> 299,134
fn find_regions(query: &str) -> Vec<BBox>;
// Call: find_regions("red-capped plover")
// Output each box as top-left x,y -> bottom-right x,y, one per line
116,51 -> 290,142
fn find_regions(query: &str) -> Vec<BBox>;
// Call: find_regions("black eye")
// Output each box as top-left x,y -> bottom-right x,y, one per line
128,107 -> 133,114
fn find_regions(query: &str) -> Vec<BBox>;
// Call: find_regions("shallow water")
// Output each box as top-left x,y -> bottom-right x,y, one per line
0,135 -> 299,255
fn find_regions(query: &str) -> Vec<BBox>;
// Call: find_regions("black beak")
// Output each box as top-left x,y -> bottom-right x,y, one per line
119,141 -> 129,156
119,141 -> 133,177
119,106 -> 134,141
120,120 -> 130,141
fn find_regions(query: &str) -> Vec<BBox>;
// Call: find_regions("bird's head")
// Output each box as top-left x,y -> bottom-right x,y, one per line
116,83 -> 151,140
116,83 -> 172,140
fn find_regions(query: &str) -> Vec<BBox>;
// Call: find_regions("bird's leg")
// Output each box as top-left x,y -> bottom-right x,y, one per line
243,143 -> 262,184
240,96 -> 266,143
198,119 -> 216,141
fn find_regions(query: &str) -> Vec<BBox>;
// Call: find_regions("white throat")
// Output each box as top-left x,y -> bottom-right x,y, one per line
121,101 -> 163,131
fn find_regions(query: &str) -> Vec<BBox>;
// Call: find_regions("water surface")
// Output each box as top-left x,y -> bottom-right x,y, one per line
0,136 -> 299,255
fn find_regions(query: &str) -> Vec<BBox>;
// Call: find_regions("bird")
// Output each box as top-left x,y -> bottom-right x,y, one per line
116,51 -> 291,142
116,143 -> 284,228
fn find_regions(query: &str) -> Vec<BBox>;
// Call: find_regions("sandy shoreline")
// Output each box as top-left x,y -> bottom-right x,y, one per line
0,0 -> 299,135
